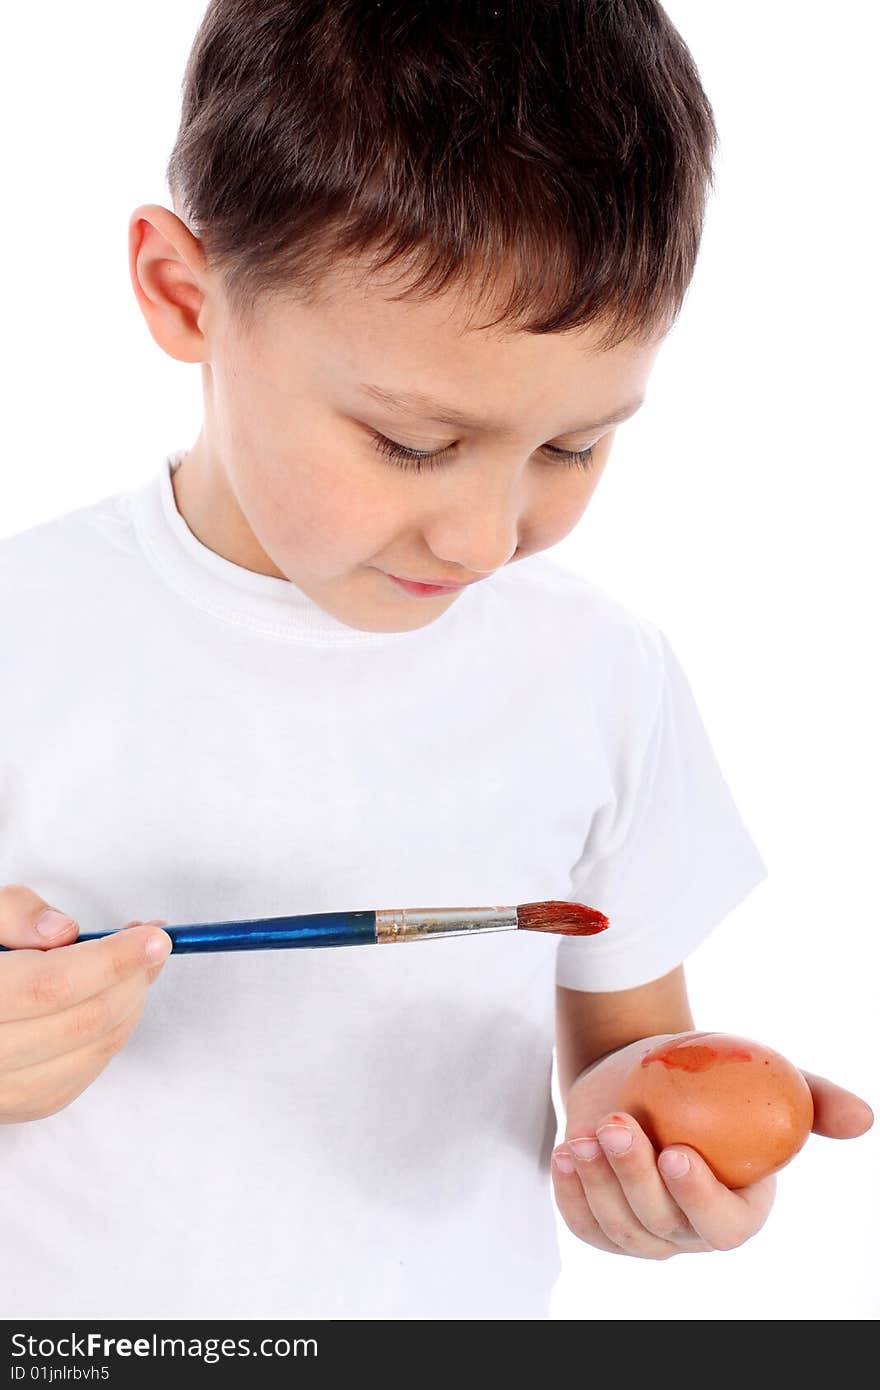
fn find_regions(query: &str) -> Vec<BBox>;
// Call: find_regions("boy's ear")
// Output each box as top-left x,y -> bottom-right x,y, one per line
128,202 -> 209,365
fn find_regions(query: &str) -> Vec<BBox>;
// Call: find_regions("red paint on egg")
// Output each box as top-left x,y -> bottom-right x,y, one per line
640,1039 -> 752,1072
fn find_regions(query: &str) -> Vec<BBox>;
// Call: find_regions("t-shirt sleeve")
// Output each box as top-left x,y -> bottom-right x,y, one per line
556,627 -> 768,992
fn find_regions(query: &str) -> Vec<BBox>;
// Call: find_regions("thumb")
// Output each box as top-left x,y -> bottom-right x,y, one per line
119,918 -> 171,983
0,883 -> 81,951
801,1069 -> 874,1139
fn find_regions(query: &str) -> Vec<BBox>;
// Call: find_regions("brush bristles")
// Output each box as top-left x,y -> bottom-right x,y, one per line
516,900 -> 609,937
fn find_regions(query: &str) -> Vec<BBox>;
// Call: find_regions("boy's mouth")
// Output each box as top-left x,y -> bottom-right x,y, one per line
379,569 -> 480,597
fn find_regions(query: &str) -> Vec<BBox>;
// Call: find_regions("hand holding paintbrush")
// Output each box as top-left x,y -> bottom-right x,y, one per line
0,888 -> 606,1125
0,899 -> 608,955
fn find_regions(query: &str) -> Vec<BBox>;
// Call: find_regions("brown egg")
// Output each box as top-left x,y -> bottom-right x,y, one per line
618,1031 -> 814,1188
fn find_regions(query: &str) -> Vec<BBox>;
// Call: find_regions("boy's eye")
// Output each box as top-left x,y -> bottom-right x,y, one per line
370,432 -> 596,473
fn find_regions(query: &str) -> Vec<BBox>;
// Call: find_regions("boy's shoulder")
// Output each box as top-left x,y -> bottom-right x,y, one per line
0,486 -> 137,594
494,550 -> 665,678
495,553 -> 671,744
0,483 -> 138,625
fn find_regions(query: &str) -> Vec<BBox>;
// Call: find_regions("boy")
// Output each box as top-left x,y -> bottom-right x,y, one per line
0,0 -> 871,1321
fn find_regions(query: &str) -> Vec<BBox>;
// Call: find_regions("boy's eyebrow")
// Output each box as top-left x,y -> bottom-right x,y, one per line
357,382 -> 645,435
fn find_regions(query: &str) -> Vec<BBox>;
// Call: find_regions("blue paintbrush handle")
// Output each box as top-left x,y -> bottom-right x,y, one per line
0,911 -> 378,954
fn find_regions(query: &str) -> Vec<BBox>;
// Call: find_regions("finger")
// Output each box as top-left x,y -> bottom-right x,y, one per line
800,1070 -> 874,1138
562,1128 -> 679,1260
0,998 -> 148,1124
657,1144 -> 777,1250
0,884 -> 82,951
0,923 -> 172,1023
0,968 -> 155,1073
119,922 -> 171,986
550,1147 -> 622,1254
590,1112 -> 710,1250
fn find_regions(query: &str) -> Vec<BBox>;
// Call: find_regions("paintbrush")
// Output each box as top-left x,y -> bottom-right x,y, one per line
5,901 -> 608,955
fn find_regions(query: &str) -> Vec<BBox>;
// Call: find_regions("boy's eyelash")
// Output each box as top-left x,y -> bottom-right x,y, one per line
370,433 -> 596,473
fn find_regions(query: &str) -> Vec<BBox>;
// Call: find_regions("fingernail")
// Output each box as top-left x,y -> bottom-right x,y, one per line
35,909 -> 76,939
552,1148 -> 576,1174
145,931 -> 172,963
597,1123 -> 633,1155
659,1150 -> 690,1179
567,1137 -> 601,1161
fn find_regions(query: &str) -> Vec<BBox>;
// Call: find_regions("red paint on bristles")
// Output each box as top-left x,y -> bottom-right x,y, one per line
516,901 -> 609,937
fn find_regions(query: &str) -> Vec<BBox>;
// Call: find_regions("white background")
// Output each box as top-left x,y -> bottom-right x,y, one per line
2,3 -> 877,1321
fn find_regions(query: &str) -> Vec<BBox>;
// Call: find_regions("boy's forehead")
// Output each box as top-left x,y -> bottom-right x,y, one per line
260,258 -> 663,428
299,250 -> 635,352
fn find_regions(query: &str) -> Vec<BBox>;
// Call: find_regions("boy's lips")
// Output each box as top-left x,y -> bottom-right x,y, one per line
379,569 -> 484,595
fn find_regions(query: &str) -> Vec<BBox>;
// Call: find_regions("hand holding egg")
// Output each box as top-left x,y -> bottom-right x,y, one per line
552,1029 -> 873,1261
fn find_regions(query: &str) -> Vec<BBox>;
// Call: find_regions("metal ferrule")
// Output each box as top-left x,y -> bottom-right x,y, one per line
374,906 -> 519,944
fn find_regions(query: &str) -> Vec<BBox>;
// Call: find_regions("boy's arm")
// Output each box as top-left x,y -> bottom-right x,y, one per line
555,964 -> 694,1099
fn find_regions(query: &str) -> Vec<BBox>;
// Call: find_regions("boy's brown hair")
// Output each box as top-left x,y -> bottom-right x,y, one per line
166,0 -> 717,350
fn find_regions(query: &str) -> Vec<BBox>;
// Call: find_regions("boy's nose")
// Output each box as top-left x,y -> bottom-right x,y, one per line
425,501 -> 520,579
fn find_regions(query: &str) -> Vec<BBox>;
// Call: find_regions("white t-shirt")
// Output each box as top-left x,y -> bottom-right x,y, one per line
0,451 -> 767,1320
